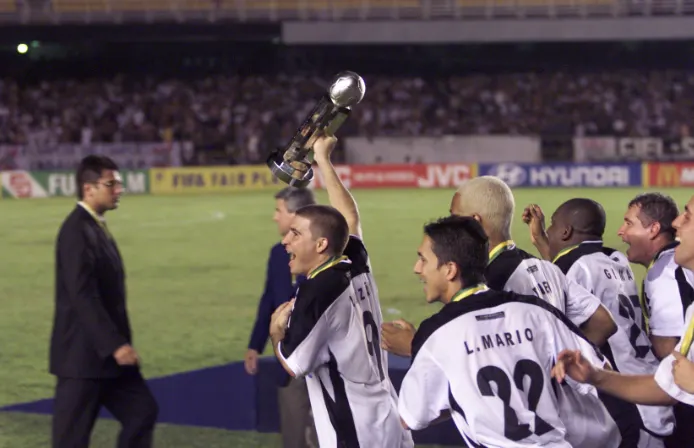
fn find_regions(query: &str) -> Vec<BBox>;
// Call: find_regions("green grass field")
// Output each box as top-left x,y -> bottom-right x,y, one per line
1,187 -> 691,448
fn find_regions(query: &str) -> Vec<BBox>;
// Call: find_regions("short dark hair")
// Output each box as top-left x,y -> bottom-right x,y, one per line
274,187 -> 316,213
555,198 -> 606,238
75,155 -> 119,200
628,193 -> 679,239
424,216 -> 489,286
295,204 -> 349,257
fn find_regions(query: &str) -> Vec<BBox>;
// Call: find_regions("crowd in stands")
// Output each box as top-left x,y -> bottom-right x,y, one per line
0,69 -> 692,164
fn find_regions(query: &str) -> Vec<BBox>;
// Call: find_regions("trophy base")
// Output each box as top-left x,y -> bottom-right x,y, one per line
266,150 -> 314,188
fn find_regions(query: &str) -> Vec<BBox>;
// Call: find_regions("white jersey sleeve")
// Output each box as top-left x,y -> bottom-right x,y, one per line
654,304 -> 694,406
398,345 -> 450,431
548,300 -> 609,396
644,252 -> 689,337
562,273 -> 603,328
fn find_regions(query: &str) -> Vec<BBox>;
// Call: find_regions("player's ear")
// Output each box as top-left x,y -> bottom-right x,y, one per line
648,221 -> 662,240
315,237 -> 329,254
562,225 -> 573,241
445,261 -> 459,282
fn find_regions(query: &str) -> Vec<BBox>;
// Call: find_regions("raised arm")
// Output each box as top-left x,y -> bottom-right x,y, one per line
311,133 -> 362,238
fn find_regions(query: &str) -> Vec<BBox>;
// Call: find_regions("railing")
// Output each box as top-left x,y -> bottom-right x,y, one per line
1,0 -> 691,23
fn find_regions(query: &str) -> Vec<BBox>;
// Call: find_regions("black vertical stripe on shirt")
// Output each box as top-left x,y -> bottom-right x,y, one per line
320,351 -> 360,448
674,266 -> 694,319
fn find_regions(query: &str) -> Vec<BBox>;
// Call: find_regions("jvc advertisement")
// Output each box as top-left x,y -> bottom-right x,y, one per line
479,163 -> 643,188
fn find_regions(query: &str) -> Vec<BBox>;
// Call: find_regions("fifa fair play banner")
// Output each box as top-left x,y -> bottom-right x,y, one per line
150,165 -> 283,195
645,162 -> 694,187
309,163 -> 477,189
1,170 -> 149,198
478,162 -> 643,188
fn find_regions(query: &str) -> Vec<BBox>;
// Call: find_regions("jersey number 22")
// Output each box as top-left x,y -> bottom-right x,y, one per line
477,359 -> 556,441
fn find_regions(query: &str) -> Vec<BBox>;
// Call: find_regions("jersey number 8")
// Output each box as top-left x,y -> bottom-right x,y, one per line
357,282 -> 386,382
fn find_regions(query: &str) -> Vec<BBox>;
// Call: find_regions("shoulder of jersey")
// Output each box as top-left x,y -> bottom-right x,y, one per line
553,242 -> 621,274
411,289 -> 562,356
647,248 -> 678,282
300,264 -> 352,296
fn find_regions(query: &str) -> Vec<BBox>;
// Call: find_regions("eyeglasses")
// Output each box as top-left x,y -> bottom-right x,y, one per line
93,180 -> 123,189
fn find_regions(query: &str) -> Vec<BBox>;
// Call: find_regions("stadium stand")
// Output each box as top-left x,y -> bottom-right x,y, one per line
51,0 -> 213,12
0,0 -> 17,12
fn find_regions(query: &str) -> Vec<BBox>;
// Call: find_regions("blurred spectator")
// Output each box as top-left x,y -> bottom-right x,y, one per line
0,70 -> 693,162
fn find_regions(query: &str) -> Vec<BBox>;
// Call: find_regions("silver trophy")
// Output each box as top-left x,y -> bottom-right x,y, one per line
267,71 -> 366,188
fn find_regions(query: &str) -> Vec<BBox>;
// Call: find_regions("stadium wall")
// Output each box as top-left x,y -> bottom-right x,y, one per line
1,162 -> 691,198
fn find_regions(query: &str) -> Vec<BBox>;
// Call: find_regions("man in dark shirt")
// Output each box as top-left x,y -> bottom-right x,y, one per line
245,186 -> 318,448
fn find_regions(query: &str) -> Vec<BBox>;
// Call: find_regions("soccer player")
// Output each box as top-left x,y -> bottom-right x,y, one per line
382,177 -> 616,356
398,215 -> 616,447
245,186 -> 318,448
269,133 -> 413,448
553,195 -> 694,448
616,193 -> 694,448
523,198 -> 674,447
617,193 -> 692,359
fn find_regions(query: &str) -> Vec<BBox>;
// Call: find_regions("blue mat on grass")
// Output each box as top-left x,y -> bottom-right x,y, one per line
1,354 -> 463,445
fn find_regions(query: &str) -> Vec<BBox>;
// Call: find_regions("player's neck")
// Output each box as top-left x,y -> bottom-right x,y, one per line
442,280 -> 487,304
642,236 -> 677,267
562,235 -> 601,250
488,232 -> 512,251
306,254 -> 333,278
441,281 -> 465,304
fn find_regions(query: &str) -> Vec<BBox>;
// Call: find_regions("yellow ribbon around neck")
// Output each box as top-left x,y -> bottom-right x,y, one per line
552,244 -> 580,264
307,256 -> 348,279
451,284 -> 489,302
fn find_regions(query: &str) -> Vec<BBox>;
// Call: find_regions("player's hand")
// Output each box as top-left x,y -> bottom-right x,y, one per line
311,132 -> 338,163
522,204 -> 550,258
270,299 -> 295,339
522,204 -> 548,244
113,344 -> 139,366
551,349 -> 597,384
244,349 -> 260,375
672,350 -> 694,393
381,319 -> 416,357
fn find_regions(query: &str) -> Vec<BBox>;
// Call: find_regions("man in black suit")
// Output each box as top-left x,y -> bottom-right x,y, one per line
50,155 -> 158,448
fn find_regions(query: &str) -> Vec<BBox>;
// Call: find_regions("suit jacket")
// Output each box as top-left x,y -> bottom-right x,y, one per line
49,205 -> 132,379
247,242 -> 306,385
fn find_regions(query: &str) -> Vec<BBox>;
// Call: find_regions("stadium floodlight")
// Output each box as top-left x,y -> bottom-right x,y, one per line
16,43 -> 28,54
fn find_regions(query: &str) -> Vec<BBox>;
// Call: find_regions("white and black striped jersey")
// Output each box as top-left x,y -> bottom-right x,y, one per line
642,241 -> 694,339
485,241 -> 602,328
398,287 -> 619,448
278,235 -> 413,448
485,241 -> 621,447
553,241 -> 675,439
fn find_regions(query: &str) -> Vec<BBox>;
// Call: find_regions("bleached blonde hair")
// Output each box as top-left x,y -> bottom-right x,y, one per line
454,176 -> 515,238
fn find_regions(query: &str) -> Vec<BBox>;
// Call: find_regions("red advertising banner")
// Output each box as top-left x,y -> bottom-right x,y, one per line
646,162 -> 694,187
310,163 -> 477,189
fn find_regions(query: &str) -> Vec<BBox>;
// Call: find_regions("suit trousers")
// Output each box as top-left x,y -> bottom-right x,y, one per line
278,376 -> 318,448
52,368 -> 159,448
